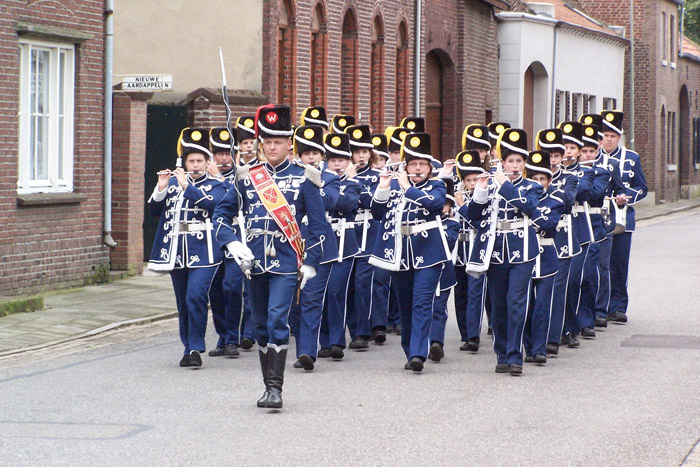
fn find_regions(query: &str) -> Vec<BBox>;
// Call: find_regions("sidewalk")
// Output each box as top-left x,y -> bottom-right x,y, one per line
1,197 -> 699,357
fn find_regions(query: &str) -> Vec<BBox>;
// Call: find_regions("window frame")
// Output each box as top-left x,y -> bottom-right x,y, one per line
17,37 -> 75,194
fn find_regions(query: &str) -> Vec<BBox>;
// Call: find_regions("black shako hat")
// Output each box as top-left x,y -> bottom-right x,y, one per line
526,150 -> 553,178
178,127 -> 213,159
255,104 -> 293,139
293,125 -> 325,156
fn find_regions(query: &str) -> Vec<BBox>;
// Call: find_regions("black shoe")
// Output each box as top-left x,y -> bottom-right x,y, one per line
410,357 -> 424,372
595,316 -> 608,328
179,354 -> 190,367
189,351 -> 202,367
580,327 -> 596,339
428,342 -> 444,362
372,328 -> 387,344
257,350 -> 270,408
487,326 -> 493,336
524,355 -> 535,363
265,347 -> 286,409
208,346 -> 225,357
330,345 -> 344,360
609,311 -> 628,324
546,343 -> 559,356
466,337 -> 480,352
317,348 -> 332,358
386,325 -> 396,334
495,363 -> 509,373
533,354 -> 547,365
509,364 -> 523,376
224,344 -> 240,357
293,359 -> 303,369
566,333 -> 580,348
404,361 -> 412,370
298,354 -> 314,371
393,325 -> 402,336
349,336 -> 369,350
240,338 -> 254,350
560,334 -> 570,346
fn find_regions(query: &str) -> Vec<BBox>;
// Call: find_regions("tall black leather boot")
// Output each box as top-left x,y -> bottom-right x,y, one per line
266,347 -> 287,409
256,348 -> 270,408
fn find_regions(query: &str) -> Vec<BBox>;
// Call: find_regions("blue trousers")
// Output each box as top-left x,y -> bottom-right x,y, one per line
595,235 -> 613,318
487,260 -> 534,365
430,287 -> 452,345
320,258 -> 354,349
547,257 -> 571,345
453,267 -> 486,342
369,267 -> 391,331
525,275 -> 555,357
346,256 -> 373,339
247,273 -> 297,347
393,264 -> 442,361
289,262 -> 332,359
577,241 -> 601,330
564,243 -> 589,335
609,232 -> 633,315
209,259 -> 243,347
387,279 -> 401,326
170,266 -> 218,355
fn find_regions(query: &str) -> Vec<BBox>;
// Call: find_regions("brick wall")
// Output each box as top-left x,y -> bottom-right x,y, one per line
0,0 -> 110,296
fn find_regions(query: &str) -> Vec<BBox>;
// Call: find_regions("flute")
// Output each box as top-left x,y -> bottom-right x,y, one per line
157,170 -> 204,176
377,171 -> 421,178
476,171 -> 517,178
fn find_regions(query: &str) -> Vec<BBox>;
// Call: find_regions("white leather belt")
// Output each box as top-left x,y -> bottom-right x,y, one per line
459,229 -> 475,242
572,204 -> 586,214
400,220 -> 439,235
557,218 -> 569,229
354,209 -> 370,223
247,228 -> 283,238
496,219 -> 526,231
539,238 -> 555,246
588,207 -> 602,215
179,221 -> 210,233
330,220 -> 353,232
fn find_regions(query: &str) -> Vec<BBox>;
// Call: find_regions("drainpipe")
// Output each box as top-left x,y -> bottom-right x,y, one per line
550,23 -> 559,127
629,0 -> 635,151
414,0 -> 422,115
680,4 -> 685,56
103,0 -> 117,249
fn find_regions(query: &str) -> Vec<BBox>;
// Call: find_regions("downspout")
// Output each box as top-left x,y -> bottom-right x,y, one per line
680,4 -> 685,56
628,0 -> 635,151
103,0 -> 117,248
550,23 -> 559,127
414,0 -> 422,115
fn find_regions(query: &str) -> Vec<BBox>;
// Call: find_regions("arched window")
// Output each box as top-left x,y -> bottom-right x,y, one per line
310,2 -> 327,106
278,0 -> 295,115
395,21 -> 409,123
340,9 -> 358,116
370,15 -> 385,130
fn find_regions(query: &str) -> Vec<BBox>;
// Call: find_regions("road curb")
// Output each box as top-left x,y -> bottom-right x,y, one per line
636,201 -> 700,222
0,311 -> 178,358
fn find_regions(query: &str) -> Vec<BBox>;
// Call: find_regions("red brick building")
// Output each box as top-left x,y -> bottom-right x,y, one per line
0,1 -> 110,296
572,0 -> 700,203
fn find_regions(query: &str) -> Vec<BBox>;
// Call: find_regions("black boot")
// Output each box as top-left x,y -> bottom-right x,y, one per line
266,347 -> 287,409
257,349 -> 270,408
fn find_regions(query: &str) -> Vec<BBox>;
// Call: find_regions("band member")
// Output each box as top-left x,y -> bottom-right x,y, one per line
453,150 -> 487,352
148,128 -> 227,368
331,114 -> 355,134
400,116 -> 425,133
288,125 -> 340,371
559,121 -> 594,348
599,110 -> 647,324
371,133 -> 390,170
462,128 -> 542,376
236,116 -> 260,166
369,132 -> 448,372
487,122 -> 511,170
536,128 -> 580,356
319,133 -> 362,360
523,150 -> 563,365
345,124 -> 382,350
206,127 -> 243,357
428,178 -> 459,362
462,124 -> 492,166
213,104 -> 326,409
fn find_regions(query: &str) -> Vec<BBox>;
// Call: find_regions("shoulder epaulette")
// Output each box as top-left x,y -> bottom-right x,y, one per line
236,164 -> 251,181
304,164 -> 323,188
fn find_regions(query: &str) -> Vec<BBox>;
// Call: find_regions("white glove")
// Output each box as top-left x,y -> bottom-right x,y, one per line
298,265 -> 316,290
225,241 -> 254,266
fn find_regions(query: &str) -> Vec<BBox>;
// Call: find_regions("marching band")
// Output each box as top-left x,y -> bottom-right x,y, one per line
147,104 -> 647,408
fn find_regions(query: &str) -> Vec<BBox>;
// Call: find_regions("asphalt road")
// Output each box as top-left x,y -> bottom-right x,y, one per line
1,211 -> 699,466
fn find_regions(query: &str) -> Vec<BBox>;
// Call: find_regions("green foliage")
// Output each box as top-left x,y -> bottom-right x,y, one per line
0,296 -> 44,317
685,1 -> 700,45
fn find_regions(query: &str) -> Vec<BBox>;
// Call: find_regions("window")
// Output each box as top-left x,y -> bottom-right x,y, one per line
603,97 -> 617,110
18,38 -> 75,194
572,92 -> 583,120
693,117 -> 700,166
396,21 -> 409,123
662,11 -> 668,64
370,15 -> 385,131
667,111 -> 676,164
310,3 -> 327,106
555,89 -> 568,125
670,14 -> 676,66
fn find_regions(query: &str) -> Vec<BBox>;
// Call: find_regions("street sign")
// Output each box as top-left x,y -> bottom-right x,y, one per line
115,74 -> 173,92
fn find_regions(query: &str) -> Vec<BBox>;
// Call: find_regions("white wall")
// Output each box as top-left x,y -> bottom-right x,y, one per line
114,0 -> 263,102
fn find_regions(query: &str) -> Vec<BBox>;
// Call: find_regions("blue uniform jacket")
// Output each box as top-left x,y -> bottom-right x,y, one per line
148,174 -> 226,271
369,177 -> 448,271
213,159 -> 326,275
439,216 -> 460,291
301,168 -> 339,265
603,145 -> 648,232
566,162 -> 594,246
463,176 -> 543,265
330,175 -> 362,260
531,186 -> 564,278
454,191 -> 479,268
550,169 -> 581,258
354,165 -> 381,257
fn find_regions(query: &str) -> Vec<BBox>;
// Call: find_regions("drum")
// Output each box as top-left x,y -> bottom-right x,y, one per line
612,202 -> 627,235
